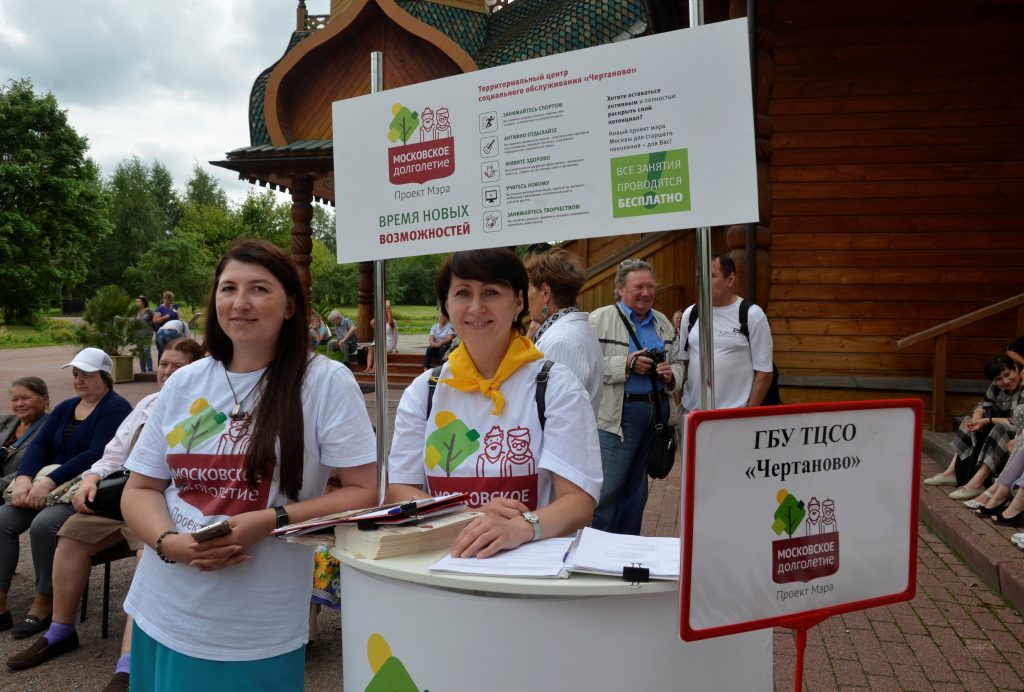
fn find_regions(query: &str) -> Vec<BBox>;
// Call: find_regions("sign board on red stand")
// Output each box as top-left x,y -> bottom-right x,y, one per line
679,400 -> 922,689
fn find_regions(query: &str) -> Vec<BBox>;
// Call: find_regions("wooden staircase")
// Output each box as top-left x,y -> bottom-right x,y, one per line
350,352 -> 426,390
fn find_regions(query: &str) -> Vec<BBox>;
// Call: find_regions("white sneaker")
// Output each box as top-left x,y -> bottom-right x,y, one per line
1011,533 -> 1024,548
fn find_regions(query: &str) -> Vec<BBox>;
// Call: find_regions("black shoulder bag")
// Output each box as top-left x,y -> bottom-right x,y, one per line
614,308 -> 677,480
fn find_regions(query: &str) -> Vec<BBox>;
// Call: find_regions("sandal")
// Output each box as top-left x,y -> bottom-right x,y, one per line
992,511 -> 1024,528
976,500 -> 1010,517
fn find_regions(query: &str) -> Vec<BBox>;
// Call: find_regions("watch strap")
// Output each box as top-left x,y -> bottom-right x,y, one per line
521,511 -> 541,542
273,505 -> 289,530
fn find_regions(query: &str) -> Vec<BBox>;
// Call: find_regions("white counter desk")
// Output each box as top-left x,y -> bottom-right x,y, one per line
333,546 -> 773,691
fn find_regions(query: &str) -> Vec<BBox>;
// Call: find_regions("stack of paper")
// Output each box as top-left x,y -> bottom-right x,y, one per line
566,527 -> 680,580
336,511 -> 481,560
429,536 -> 575,578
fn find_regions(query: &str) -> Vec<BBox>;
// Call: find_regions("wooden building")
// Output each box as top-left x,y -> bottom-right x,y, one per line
214,0 -> 1024,428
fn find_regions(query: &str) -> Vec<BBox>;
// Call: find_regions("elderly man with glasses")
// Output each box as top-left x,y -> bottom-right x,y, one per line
588,259 -> 684,535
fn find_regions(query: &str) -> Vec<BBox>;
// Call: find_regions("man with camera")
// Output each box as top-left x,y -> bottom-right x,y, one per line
680,253 -> 775,412
588,259 -> 684,535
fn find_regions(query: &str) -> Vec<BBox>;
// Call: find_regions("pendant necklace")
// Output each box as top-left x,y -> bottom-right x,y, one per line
222,367 -> 264,420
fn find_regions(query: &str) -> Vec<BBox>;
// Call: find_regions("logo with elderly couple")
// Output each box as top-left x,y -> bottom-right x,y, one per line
387,102 -> 456,186
771,489 -> 840,584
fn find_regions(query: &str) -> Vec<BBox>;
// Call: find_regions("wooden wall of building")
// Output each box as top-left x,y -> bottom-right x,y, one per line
765,0 -> 1024,380
565,0 -> 1024,397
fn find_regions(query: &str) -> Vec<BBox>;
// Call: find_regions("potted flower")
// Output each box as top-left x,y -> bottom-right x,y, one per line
75,285 -> 138,383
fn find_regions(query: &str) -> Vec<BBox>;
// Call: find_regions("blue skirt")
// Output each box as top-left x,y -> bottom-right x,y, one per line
130,623 -> 305,691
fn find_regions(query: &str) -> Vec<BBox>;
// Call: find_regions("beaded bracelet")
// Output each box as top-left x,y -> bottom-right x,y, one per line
155,529 -> 178,564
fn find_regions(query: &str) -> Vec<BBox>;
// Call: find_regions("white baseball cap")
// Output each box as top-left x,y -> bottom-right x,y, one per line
62,347 -> 113,374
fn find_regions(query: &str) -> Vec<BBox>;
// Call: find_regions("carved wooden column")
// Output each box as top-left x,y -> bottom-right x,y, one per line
726,0 -> 774,307
358,262 -> 374,341
289,175 -> 314,313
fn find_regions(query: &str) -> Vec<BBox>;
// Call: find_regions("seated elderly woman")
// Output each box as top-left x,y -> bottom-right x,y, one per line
0,348 -> 131,639
1,378 -> 50,497
523,247 -> 603,418
388,248 -> 602,557
924,355 -> 1022,501
5,339 -> 205,686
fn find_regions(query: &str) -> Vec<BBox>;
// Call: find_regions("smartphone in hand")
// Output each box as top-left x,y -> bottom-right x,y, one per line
191,520 -> 231,543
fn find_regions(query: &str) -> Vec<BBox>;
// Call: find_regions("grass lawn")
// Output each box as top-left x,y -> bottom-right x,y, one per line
327,305 -> 438,335
1,306 -> 439,349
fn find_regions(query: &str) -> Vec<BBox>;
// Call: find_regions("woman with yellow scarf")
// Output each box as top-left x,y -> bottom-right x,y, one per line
388,249 -> 602,558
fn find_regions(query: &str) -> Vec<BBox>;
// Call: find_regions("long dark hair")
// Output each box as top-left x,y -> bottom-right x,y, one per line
204,239 -> 310,500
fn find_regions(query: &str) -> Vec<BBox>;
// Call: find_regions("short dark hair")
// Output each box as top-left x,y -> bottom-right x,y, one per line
136,295 -> 149,307
713,253 -> 737,278
99,372 -> 114,390
204,239 -> 310,500
524,247 -> 585,309
435,248 -> 530,335
984,354 -> 1017,380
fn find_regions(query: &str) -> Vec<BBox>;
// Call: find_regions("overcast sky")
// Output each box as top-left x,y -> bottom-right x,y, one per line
0,0 -> 331,202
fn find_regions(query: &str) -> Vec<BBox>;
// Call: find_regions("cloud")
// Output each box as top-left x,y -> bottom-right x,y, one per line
0,0 -> 329,201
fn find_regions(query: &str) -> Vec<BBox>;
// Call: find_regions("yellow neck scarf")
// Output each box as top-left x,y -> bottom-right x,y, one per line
441,333 -> 543,415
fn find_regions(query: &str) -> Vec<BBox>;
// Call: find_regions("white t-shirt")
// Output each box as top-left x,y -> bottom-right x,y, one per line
83,391 -> 160,480
388,359 -> 602,510
534,311 -> 603,420
124,355 -> 376,661
429,322 -> 455,342
681,298 -> 774,411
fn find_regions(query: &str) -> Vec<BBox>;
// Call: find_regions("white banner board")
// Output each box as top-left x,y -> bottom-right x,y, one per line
332,19 -> 757,262
680,400 -> 922,641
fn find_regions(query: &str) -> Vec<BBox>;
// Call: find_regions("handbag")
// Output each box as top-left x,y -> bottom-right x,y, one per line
85,470 -> 129,521
614,308 -> 677,479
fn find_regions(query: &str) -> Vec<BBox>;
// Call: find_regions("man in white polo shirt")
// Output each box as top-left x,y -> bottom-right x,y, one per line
681,253 -> 775,411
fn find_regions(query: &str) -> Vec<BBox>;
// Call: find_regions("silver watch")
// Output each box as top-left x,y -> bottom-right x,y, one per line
521,511 -> 541,542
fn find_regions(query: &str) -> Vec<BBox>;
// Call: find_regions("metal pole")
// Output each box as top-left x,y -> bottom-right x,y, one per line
371,51 -> 389,505
745,0 -> 758,303
690,0 -> 715,411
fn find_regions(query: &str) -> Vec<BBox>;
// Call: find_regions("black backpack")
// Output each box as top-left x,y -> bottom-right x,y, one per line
684,299 -> 782,406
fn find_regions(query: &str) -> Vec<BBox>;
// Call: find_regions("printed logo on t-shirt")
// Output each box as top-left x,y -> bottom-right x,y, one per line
165,398 -> 268,518
424,411 -> 539,510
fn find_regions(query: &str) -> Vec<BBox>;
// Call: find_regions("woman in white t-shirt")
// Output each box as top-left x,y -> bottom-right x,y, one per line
388,248 -> 602,558
120,240 -> 377,689
362,300 -> 398,374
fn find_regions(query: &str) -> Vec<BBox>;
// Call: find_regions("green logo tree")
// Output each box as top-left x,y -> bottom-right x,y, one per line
772,489 -> 806,538
388,103 -> 420,145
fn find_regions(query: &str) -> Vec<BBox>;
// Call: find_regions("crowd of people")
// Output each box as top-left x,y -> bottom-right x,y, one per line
2,242 -> 779,689
924,339 -> 1024,548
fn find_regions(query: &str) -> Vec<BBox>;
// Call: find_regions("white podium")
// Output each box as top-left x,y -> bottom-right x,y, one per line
333,547 -> 773,691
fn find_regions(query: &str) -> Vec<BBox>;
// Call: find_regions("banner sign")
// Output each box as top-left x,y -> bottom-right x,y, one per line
332,19 -> 758,262
679,400 -> 922,642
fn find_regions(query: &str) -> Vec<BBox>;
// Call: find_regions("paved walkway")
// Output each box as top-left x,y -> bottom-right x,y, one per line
0,346 -> 1022,690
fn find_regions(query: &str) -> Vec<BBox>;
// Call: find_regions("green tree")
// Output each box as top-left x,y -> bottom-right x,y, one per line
234,190 -> 290,249
149,161 -> 182,232
0,79 -> 111,323
310,239 -> 358,305
124,231 -> 215,309
183,164 -> 228,211
311,203 -> 336,254
177,199 -> 239,261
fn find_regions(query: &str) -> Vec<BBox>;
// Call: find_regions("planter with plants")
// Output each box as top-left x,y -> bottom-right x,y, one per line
75,285 -> 139,383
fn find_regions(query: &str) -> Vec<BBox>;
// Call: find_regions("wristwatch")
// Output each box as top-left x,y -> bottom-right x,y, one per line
520,511 -> 541,542
272,505 -> 290,530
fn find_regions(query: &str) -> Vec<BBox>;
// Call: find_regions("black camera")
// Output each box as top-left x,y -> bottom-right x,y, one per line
647,348 -> 667,364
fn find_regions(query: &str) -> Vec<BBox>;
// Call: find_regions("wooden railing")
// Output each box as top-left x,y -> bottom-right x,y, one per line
896,293 -> 1024,431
